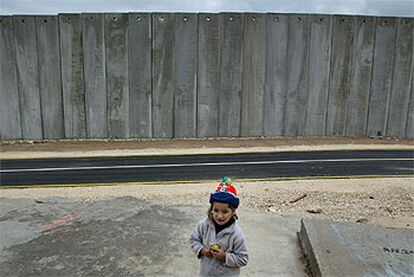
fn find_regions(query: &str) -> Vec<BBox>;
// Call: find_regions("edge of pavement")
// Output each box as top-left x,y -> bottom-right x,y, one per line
1,137 -> 413,160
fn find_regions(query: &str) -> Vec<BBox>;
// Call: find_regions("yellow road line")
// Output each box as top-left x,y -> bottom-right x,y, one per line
1,174 -> 413,189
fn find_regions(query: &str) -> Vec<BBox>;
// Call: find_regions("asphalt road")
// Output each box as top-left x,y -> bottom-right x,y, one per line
1,150 -> 413,187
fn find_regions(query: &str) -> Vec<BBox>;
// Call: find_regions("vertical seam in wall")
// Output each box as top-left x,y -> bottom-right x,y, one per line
385,18 -> 398,137
10,16 -> 23,139
57,15 -> 65,139
81,14 -> 89,138
365,16 -> 377,136
80,15 -> 87,139
303,15 -> 310,135
104,13 -> 110,138
172,14 -> 176,138
403,19 -> 414,138
151,13 -> 155,138
149,13 -> 153,138
194,13 -> 199,138
104,14 -> 108,138
282,15 -> 291,137
342,16 -> 355,137
35,16 -> 45,140
58,15 -> 65,138
324,15 -> 336,136
239,13 -> 244,137
13,17 -> 24,139
125,13 -> 130,138
262,13 -> 269,137
324,15 -> 334,137
303,15 -> 311,137
217,13 -> 222,137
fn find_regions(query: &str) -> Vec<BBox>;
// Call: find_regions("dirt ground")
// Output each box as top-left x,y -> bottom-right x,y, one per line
1,178 -> 413,230
1,137 -> 413,152
1,137 -> 413,230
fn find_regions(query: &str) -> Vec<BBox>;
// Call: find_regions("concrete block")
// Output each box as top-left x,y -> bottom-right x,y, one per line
345,16 -> 375,137
174,13 -> 197,138
128,13 -> 152,138
284,14 -> 310,136
241,13 -> 266,137
263,14 -> 288,137
197,13 -> 220,138
82,13 -> 108,138
36,16 -> 64,139
387,18 -> 413,138
152,13 -> 174,138
367,17 -> 397,138
298,219 -> 414,276
219,13 -> 243,137
13,16 -> 42,139
59,14 -> 87,138
326,16 -> 354,136
305,15 -> 332,136
406,75 -> 414,139
0,16 -> 21,139
105,13 -> 130,138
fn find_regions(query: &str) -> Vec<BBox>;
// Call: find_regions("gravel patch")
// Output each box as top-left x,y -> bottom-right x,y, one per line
2,178 -> 413,229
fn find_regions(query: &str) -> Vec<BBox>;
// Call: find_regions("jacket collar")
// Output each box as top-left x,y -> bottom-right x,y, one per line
207,217 -> 236,235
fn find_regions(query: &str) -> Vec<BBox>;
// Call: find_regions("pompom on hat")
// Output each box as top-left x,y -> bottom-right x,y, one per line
210,177 -> 239,208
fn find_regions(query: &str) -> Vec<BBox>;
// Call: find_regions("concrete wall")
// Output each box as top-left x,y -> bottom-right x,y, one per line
0,13 -> 413,140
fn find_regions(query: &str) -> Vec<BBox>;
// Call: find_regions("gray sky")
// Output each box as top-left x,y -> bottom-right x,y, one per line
0,0 -> 413,17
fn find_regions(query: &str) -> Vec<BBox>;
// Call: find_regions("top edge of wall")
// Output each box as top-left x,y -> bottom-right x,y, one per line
1,13 -> 413,19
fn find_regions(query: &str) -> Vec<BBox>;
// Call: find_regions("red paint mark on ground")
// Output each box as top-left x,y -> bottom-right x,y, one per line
40,211 -> 82,236
132,252 -> 141,257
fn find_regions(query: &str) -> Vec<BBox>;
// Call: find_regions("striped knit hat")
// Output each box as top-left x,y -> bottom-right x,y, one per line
210,177 -> 239,208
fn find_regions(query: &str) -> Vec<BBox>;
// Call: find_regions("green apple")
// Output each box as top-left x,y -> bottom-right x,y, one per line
210,243 -> 221,250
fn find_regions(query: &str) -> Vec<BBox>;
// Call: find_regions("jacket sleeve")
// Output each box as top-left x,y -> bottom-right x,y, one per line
189,219 -> 205,259
225,232 -> 249,268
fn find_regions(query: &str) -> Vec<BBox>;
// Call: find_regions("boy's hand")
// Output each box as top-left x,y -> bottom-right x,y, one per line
200,247 -> 212,258
210,247 -> 226,262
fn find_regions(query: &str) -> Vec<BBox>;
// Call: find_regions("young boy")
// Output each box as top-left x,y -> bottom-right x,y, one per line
189,177 -> 249,276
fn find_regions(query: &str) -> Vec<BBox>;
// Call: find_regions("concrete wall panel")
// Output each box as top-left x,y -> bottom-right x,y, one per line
406,68 -> 414,139
305,15 -> 332,136
82,13 -> 107,138
346,16 -> 375,136
263,14 -> 288,137
387,18 -> 413,137
219,13 -> 243,137
284,14 -> 310,136
59,14 -> 86,138
13,16 -> 42,139
366,17 -> 397,137
0,16 -> 21,139
241,13 -> 266,137
105,13 -> 130,138
152,13 -> 174,138
197,14 -> 220,137
36,16 -> 64,139
326,16 -> 354,136
174,13 -> 197,137
128,13 -> 152,138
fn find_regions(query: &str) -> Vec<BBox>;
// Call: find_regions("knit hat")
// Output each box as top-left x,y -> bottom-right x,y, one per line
210,177 -> 239,208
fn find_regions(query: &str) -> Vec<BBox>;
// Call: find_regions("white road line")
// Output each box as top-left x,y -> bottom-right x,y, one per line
1,158 -> 413,173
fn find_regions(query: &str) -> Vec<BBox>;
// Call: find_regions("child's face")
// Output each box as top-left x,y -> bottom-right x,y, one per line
211,202 -> 235,225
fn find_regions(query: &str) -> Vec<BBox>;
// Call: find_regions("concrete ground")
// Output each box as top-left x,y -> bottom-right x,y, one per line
0,196 -> 306,276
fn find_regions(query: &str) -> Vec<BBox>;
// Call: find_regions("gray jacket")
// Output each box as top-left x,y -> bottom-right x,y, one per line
189,217 -> 249,276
